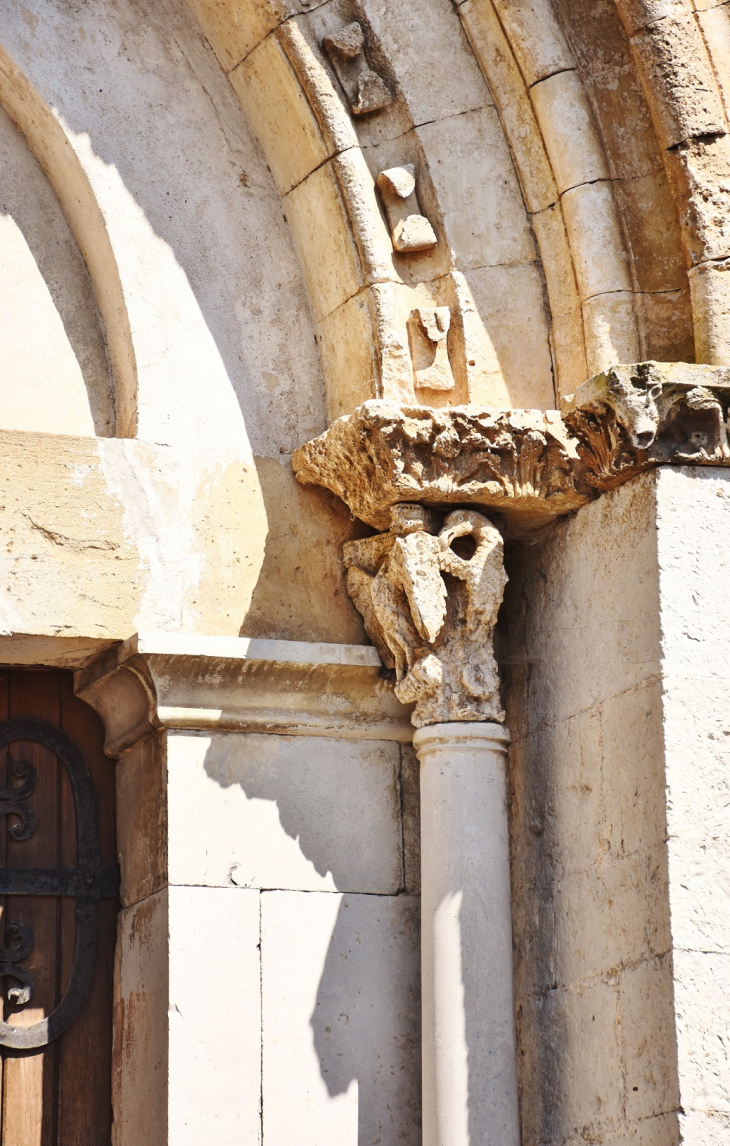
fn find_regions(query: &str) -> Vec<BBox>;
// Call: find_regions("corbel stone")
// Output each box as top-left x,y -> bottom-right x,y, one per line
561,360 -> 730,490
74,632 -> 413,757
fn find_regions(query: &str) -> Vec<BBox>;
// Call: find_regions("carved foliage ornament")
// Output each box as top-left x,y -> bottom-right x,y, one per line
344,504 -> 506,727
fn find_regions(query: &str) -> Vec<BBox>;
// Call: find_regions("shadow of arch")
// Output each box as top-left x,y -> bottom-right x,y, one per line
0,42 -> 137,437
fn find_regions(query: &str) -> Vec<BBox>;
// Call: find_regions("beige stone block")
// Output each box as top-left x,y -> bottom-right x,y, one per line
673,950 -> 730,1113
531,69 -> 610,194
283,158 -> 362,321
655,465 -> 730,668
167,886 -> 262,1142
417,106 -> 536,272
514,474 -> 662,727
583,291 -> 641,373
668,841 -> 730,954
664,136 -> 730,265
689,259 -> 730,364
551,310 -> 589,397
614,171 -> 688,294
316,291 -> 378,422
531,203 -> 587,393
600,682 -> 668,858
619,957 -> 680,1122
617,0 -> 688,36
519,980 -> 622,1141
116,734 -> 167,908
662,675 -> 730,843
562,181 -> 633,299
552,852 -> 671,987
184,0 -> 290,70
490,0 -> 575,86
229,32 -> 330,196
261,891 -> 420,1144
166,732 -> 403,893
362,0 -> 492,124
466,262 -> 555,409
532,204 -> 582,322
240,457 -> 368,646
637,287 -> 695,364
460,0 -> 557,213
678,1110 -> 730,1145
114,892 -> 168,1146
115,885 -> 262,1146
697,5 -> 730,119
630,14 -> 726,149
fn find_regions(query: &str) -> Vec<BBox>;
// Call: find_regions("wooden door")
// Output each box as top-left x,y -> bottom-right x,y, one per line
0,670 -> 118,1145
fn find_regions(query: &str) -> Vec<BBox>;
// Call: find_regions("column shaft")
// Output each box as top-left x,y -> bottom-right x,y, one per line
414,721 -> 520,1146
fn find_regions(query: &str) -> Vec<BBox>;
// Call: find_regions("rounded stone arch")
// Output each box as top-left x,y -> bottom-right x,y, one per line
0,43 -> 138,437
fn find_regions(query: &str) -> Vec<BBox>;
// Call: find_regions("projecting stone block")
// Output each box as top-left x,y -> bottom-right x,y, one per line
166,732 -> 403,893
261,891 -> 420,1145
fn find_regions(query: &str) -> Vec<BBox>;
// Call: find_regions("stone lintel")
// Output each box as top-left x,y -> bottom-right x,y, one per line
75,632 -> 413,756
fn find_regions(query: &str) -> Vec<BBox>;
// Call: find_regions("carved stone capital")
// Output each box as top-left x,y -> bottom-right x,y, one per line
293,401 -> 593,727
343,504 -> 507,727
561,361 -> 730,491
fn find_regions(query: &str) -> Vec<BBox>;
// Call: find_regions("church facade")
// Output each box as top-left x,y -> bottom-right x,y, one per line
0,0 -> 726,1142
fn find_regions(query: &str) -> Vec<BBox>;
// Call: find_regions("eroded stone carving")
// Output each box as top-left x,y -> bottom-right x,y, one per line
293,400 -> 591,532
344,503 -> 506,727
323,22 -> 393,115
409,307 -> 454,391
561,362 -> 730,490
376,165 -> 437,253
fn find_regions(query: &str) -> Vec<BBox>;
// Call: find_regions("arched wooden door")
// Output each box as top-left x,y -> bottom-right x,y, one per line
0,670 -> 118,1145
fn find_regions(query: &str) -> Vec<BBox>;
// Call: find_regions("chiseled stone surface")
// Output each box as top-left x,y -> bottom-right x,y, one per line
293,400 -> 589,532
166,732 -> 404,893
506,466 -> 730,1144
261,890 -> 420,1145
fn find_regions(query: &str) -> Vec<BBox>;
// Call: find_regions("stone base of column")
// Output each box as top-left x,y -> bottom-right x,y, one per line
414,721 -> 520,1146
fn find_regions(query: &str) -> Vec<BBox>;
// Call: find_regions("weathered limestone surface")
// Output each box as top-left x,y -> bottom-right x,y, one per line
293,400 -> 590,531
505,466 -> 730,1145
344,505 -> 506,726
563,361 -> 730,490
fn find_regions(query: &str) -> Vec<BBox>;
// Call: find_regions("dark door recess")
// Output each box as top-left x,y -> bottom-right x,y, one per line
0,670 -> 119,1145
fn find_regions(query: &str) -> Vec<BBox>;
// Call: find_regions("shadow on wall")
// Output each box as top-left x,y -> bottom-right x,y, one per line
1,0 -> 326,457
202,732 -> 422,1144
0,104 -> 113,436
240,457 -> 370,644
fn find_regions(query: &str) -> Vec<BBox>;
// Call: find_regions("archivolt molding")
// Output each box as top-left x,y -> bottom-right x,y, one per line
0,44 -> 138,438
184,0 -> 723,420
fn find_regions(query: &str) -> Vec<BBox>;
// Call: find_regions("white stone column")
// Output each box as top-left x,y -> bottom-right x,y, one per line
414,721 -> 520,1146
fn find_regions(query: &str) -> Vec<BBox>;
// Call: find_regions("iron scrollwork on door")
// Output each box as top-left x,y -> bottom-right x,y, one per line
0,719 -> 119,1049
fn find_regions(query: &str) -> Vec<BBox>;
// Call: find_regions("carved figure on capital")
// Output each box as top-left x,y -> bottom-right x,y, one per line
343,503 -> 506,728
